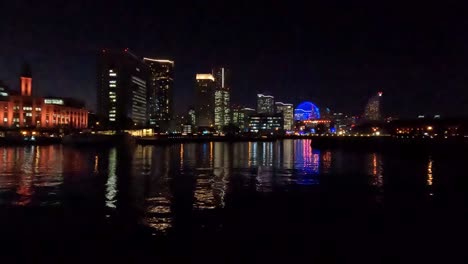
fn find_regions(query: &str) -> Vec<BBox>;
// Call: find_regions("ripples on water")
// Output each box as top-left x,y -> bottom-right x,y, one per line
0,140 -> 448,235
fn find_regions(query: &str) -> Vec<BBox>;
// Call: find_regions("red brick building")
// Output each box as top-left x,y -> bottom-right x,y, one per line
0,66 -> 88,129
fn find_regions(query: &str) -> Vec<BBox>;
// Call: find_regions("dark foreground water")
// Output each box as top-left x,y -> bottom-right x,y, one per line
0,139 -> 467,263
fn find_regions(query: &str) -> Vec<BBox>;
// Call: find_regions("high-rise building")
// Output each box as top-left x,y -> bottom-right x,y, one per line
231,105 -> 245,130
97,49 -> 149,129
213,67 -> 230,130
143,58 -> 174,129
275,102 -> 294,130
257,94 -> 275,114
213,67 -> 230,91
188,107 -> 196,126
195,74 -> 215,127
364,92 -> 383,121
214,88 -> 230,130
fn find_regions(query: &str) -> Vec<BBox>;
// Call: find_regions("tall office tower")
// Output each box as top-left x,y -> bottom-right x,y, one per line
257,93 -> 275,114
275,102 -> 294,130
364,92 -> 383,121
195,74 -> 215,127
143,58 -> 174,129
188,107 -> 196,125
213,67 -> 230,130
214,88 -> 230,130
231,105 -> 245,130
97,49 -> 149,129
213,67 -> 230,90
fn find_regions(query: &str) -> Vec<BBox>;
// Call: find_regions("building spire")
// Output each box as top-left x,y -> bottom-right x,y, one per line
20,63 -> 32,96
21,62 -> 32,78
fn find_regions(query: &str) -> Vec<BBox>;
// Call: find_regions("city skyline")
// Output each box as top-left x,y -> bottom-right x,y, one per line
2,2 -> 468,118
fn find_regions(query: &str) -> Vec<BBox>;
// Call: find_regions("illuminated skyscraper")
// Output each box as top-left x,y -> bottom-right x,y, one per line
364,92 -> 383,121
213,67 -> 230,130
195,74 -> 215,127
275,102 -> 294,130
213,67 -> 230,91
214,89 -> 230,130
143,58 -> 174,129
257,94 -> 275,114
97,49 -> 149,128
188,107 -> 196,126
231,105 -> 245,130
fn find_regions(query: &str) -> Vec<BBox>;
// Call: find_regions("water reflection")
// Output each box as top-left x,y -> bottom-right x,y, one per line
427,157 -> 434,196
139,145 -> 173,232
427,158 -> 433,186
0,146 -> 64,206
0,140 -> 446,236
105,148 -> 117,209
369,153 -> 384,188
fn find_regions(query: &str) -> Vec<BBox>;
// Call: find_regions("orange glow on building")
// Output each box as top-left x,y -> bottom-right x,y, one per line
20,77 -> 32,96
0,97 -> 88,129
0,71 -> 88,129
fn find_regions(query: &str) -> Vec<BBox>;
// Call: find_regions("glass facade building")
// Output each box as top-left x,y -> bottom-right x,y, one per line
195,74 -> 215,127
97,49 -> 149,129
257,94 -> 275,114
213,67 -> 230,130
275,102 -> 294,130
143,58 -> 174,129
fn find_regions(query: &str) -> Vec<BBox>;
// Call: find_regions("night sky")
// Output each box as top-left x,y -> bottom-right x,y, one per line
2,1 -> 468,118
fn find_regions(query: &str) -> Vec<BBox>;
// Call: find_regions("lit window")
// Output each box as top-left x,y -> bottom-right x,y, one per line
35,107 -> 41,111
109,73 -> 117,77
3,118 -> 7,122
109,84 -> 116,87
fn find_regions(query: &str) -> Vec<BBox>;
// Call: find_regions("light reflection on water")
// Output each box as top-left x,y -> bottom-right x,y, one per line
105,148 -> 117,209
0,140 -> 444,235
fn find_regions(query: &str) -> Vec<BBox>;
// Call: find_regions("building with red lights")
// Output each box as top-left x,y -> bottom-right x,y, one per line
0,64 -> 88,129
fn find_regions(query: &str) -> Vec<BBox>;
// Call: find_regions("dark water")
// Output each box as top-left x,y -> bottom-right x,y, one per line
0,140 -> 467,262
